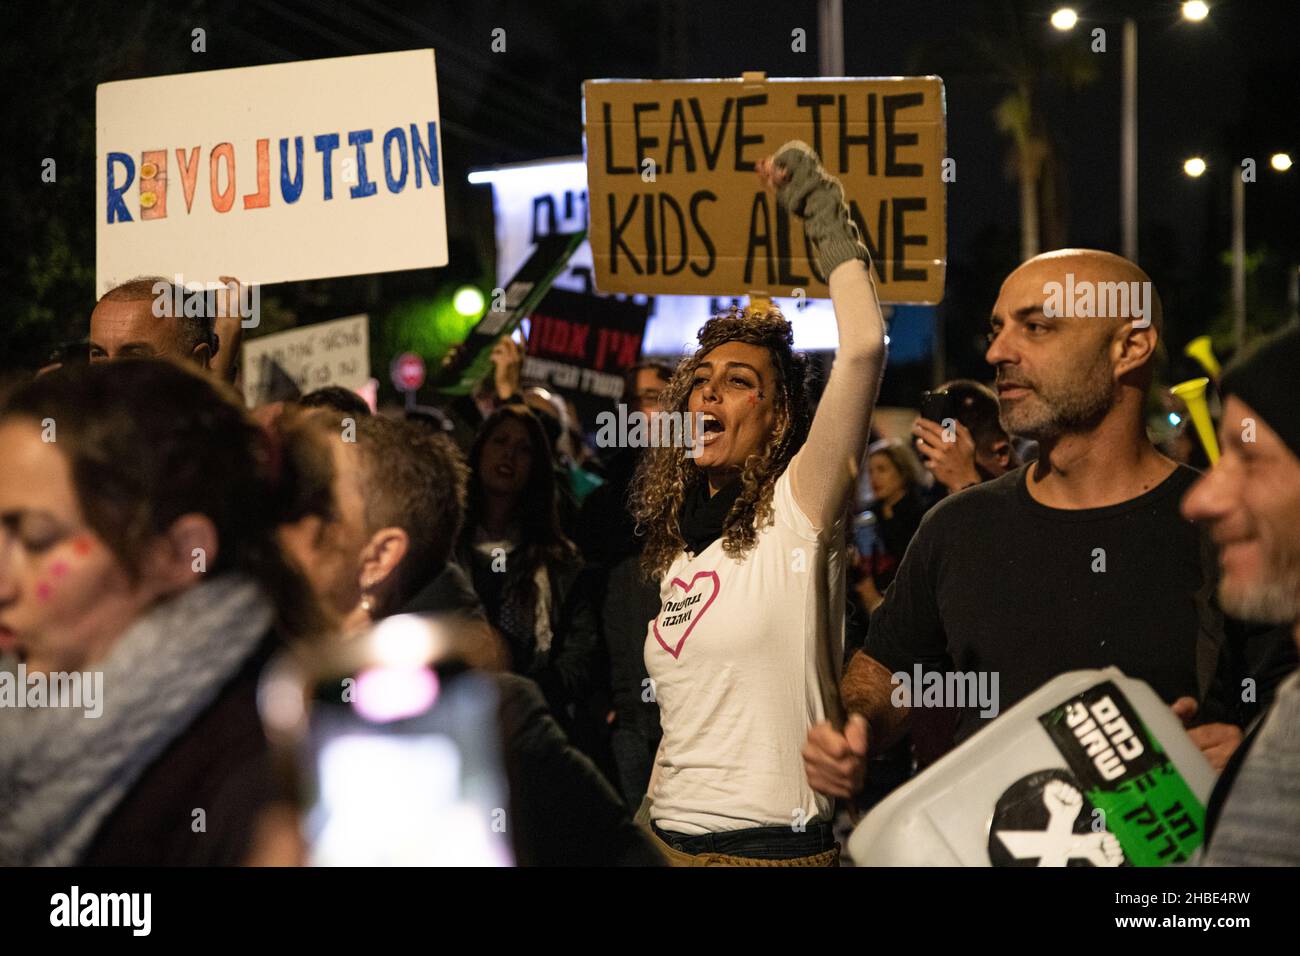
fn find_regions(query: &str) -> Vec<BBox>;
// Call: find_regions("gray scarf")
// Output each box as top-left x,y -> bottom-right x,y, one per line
0,573 -> 273,866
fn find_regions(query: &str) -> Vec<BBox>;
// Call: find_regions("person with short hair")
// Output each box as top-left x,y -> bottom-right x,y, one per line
912,378 -> 1021,495
274,407 -> 657,865
89,277 -> 219,368
804,250 -> 1276,804
298,385 -> 371,417
277,411 -> 478,633
1183,325 -> 1300,866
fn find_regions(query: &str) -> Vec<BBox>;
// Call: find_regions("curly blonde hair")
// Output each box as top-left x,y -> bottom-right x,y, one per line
630,306 -> 811,580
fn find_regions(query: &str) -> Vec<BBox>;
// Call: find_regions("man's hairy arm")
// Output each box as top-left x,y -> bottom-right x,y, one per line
803,651 -> 911,799
842,650 -> 911,753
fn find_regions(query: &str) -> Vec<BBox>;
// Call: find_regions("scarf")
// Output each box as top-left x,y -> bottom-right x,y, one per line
678,477 -> 743,556
0,573 -> 273,866
472,528 -> 553,657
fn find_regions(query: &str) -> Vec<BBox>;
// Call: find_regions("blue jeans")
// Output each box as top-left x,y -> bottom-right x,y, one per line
652,821 -> 836,861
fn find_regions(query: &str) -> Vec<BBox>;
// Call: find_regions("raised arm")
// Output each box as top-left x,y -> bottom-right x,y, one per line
764,143 -> 887,531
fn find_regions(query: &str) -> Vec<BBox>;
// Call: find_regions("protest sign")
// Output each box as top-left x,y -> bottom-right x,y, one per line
431,231 -> 586,395
583,76 -> 946,303
523,287 -> 650,426
96,50 -> 447,295
241,314 -> 370,407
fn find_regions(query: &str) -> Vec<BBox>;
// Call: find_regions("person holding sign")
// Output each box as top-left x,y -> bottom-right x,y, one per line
630,142 -> 886,865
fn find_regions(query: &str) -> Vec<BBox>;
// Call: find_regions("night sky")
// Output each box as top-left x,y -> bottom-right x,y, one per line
3,0 -> 1297,389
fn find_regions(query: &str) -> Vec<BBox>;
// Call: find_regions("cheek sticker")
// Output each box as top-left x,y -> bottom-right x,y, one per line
748,394 -> 758,406
72,536 -> 93,556
35,581 -> 53,603
50,560 -> 69,578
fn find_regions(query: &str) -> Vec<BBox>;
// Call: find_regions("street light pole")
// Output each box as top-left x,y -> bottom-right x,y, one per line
818,0 -> 844,77
1122,18 -> 1138,263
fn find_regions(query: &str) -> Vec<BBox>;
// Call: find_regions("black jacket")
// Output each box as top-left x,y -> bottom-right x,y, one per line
494,672 -> 662,866
81,636 -> 278,866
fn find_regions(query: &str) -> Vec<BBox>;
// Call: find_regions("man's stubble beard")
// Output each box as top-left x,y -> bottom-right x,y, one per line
999,344 -> 1115,443
1220,531 -> 1300,626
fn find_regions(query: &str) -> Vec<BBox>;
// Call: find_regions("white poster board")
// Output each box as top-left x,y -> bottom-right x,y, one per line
96,50 -> 448,295
241,315 -> 370,406
471,157 -> 845,353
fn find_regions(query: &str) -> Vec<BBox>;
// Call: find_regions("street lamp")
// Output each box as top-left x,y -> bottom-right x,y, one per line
1185,153 -> 1294,348
1050,8 -> 1078,31
1052,7 -> 1208,264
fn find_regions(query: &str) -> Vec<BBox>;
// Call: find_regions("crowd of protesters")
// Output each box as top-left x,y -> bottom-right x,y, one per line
2,143 -> 1298,867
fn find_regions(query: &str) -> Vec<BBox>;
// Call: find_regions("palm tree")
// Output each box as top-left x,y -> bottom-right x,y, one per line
911,1 -> 1098,260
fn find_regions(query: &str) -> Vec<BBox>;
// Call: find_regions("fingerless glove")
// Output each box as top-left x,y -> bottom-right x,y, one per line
773,140 -> 871,279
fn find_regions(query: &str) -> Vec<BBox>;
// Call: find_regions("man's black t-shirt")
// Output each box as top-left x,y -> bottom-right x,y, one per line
864,463 -> 1229,745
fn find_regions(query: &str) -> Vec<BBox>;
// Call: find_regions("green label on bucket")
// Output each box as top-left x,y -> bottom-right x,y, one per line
1039,680 -> 1204,866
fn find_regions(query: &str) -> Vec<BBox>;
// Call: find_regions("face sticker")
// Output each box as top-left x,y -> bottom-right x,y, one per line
50,560 -> 69,578
35,580 -> 53,603
71,535 -> 93,556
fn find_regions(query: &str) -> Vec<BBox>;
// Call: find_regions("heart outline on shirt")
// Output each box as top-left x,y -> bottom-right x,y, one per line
652,570 -> 720,659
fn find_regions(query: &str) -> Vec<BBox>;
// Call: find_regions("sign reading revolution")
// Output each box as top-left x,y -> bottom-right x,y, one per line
96,50 -> 448,294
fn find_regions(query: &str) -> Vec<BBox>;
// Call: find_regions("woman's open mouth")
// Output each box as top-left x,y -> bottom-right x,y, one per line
700,413 -> 726,445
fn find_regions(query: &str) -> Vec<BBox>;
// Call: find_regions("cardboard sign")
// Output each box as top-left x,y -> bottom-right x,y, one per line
523,287 -> 650,427
241,315 -> 370,407
583,76 -> 946,303
96,50 -> 447,295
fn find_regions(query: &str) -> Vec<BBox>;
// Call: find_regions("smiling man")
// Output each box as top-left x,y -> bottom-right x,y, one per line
804,249 -> 1281,802
1183,326 -> 1300,866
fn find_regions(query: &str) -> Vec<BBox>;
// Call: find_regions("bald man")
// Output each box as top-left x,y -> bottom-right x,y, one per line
90,277 -> 217,368
804,250 -> 1264,801
89,276 -> 245,382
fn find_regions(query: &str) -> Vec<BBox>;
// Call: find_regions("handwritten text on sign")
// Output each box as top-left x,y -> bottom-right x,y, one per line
241,314 -> 370,407
583,77 -> 946,303
96,50 -> 447,294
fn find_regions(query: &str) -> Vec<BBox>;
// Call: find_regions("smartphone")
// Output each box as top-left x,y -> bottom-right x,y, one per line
852,510 -> 880,558
260,614 -> 514,866
919,388 -> 960,425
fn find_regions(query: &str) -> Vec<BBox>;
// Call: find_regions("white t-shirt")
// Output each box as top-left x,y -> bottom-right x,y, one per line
645,467 -> 846,834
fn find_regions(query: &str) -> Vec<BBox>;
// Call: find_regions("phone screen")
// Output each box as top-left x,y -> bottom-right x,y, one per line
300,668 -> 513,866
852,511 -> 880,558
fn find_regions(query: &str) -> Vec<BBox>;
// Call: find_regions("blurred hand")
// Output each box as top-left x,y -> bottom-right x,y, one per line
803,714 -> 869,799
755,154 -> 792,191
850,553 -> 885,612
211,275 -> 245,384
1189,724 -> 1244,771
491,336 -> 524,400
1171,696 -> 1244,772
913,417 -> 981,493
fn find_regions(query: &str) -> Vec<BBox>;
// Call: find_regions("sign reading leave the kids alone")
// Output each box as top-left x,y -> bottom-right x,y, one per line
95,50 -> 448,295
583,76 -> 947,303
